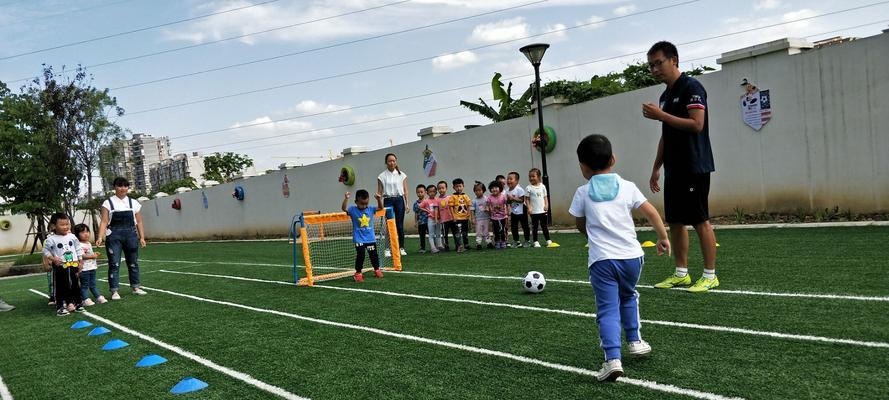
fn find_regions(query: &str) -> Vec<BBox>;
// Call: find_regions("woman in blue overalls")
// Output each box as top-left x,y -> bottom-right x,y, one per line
96,177 -> 148,299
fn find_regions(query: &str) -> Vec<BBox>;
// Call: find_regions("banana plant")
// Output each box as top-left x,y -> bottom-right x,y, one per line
460,73 -> 533,122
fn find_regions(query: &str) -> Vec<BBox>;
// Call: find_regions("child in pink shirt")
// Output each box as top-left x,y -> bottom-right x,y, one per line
436,181 -> 454,251
486,180 -> 509,249
421,185 -> 443,253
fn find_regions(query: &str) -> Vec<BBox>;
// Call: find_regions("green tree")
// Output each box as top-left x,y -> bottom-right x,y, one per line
460,73 -> 533,122
0,77 -> 81,251
40,65 -> 125,231
156,177 -> 198,195
540,62 -> 716,105
202,153 -> 254,183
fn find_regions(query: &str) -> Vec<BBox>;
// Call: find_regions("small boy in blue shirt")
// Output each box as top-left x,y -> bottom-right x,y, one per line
568,134 -> 671,382
342,189 -> 385,282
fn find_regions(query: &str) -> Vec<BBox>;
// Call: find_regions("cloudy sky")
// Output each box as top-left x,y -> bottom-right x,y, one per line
1,0 -> 887,172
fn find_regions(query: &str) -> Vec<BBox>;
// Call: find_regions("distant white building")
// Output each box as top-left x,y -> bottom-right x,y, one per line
101,133 -> 171,193
149,152 -> 207,191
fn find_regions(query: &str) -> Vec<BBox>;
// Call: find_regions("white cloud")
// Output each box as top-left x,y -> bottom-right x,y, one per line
469,17 -> 529,43
579,15 -> 606,30
612,4 -> 637,16
352,111 -> 407,124
754,0 -> 781,11
287,100 -> 351,115
432,51 -> 479,70
781,8 -> 817,28
543,23 -> 568,39
229,116 -> 314,133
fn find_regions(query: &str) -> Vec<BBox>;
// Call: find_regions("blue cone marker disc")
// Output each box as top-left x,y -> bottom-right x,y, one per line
88,327 -> 111,336
171,377 -> 208,394
136,354 -> 168,368
102,339 -> 129,350
71,320 -> 93,329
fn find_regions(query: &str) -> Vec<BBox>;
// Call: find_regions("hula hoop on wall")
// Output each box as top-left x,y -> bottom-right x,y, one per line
0,220 -> 10,231
533,126 -> 557,153
339,165 -> 356,186
232,185 -> 246,201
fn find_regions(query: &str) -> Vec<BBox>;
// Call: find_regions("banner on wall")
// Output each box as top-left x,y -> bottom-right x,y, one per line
202,191 -> 209,209
740,79 -> 771,131
422,145 -> 437,177
154,201 -> 159,217
282,174 -> 290,198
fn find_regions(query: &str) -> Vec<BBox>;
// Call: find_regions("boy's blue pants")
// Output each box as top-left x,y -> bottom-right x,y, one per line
588,257 -> 644,361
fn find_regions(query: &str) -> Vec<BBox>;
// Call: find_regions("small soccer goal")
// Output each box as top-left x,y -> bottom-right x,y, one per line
290,207 -> 402,286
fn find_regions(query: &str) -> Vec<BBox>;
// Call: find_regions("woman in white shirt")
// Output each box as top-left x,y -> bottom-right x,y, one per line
377,153 -> 409,256
96,177 -> 148,299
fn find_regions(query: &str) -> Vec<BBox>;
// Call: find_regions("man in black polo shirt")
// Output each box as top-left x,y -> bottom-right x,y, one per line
642,41 -> 719,293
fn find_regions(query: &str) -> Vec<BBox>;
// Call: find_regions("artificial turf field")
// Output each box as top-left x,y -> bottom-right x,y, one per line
0,226 -> 887,399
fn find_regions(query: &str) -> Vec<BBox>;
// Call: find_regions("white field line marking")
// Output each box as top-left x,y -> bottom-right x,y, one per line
105,282 -> 742,400
27,289 -> 309,400
142,259 -> 889,302
158,270 -> 889,349
0,373 -> 13,400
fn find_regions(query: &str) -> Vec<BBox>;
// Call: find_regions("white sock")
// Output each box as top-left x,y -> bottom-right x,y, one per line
674,267 -> 688,278
703,269 -> 716,279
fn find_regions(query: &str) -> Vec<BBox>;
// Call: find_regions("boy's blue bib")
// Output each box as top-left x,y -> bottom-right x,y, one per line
588,173 -> 620,202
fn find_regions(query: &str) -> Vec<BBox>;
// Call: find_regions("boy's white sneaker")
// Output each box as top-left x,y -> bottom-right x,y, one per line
111,292 -> 121,300
533,241 -> 541,248
132,288 -> 148,296
627,340 -> 651,356
400,248 -> 407,256
96,296 -> 108,304
83,298 -> 95,307
384,250 -> 392,257
596,359 -> 624,382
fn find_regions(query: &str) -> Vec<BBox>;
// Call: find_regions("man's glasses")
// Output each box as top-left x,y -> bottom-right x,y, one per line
648,58 -> 669,70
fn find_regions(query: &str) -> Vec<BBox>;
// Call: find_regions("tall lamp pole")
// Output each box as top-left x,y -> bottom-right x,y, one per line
520,43 -> 552,224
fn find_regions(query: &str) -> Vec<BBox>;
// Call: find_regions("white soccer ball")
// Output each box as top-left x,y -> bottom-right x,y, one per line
523,271 -> 546,294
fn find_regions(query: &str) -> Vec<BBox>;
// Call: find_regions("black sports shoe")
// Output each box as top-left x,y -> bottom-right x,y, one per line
476,244 -> 482,250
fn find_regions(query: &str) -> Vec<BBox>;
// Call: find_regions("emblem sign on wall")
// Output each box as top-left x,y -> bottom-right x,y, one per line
740,78 -> 772,131
422,145 -> 437,177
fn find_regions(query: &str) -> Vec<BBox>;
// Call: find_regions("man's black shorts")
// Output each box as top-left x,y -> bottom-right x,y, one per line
664,173 -> 710,225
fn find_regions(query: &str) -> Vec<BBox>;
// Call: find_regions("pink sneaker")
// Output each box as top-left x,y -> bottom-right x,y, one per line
96,296 -> 108,304
353,272 -> 364,282
83,298 -> 95,307
374,269 -> 384,278
66,303 -> 76,312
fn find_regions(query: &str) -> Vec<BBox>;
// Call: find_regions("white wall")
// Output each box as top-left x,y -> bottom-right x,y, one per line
0,211 -> 93,255
138,33 -> 889,240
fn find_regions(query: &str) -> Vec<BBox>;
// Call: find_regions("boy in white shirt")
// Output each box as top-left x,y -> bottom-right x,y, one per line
525,168 -> 558,248
43,212 -> 84,316
569,134 -> 670,382
505,172 -> 530,248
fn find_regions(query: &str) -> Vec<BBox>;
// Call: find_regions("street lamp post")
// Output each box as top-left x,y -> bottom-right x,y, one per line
520,43 -> 552,225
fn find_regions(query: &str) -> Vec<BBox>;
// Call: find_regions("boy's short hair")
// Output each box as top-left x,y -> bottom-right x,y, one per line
73,223 -> 90,236
426,185 -> 436,191
473,181 -> 486,192
507,171 -> 520,180
355,190 -> 369,200
49,212 -> 69,226
495,174 -> 506,181
647,41 -> 678,60
437,180 -> 447,186
416,184 -> 426,190
452,178 -> 464,186
577,134 -> 613,171
488,180 -> 503,191
112,177 -> 130,188
529,168 -> 541,178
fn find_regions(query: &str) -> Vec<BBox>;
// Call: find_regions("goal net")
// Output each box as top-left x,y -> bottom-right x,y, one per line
290,207 -> 402,286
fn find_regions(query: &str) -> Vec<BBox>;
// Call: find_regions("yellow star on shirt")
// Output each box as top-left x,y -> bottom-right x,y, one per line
358,213 -> 371,228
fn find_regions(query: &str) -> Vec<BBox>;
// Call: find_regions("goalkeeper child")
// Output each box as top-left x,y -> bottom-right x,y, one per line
342,190 -> 385,282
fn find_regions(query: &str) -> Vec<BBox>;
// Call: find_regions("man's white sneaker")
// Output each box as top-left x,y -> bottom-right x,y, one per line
111,292 -> 121,300
96,296 -> 108,304
132,288 -> 148,296
533,241 -> 541,248
400,248 -> 407,256
627,340 -> 651,356
83,298 -> 95,307
596,359 -> 623,382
